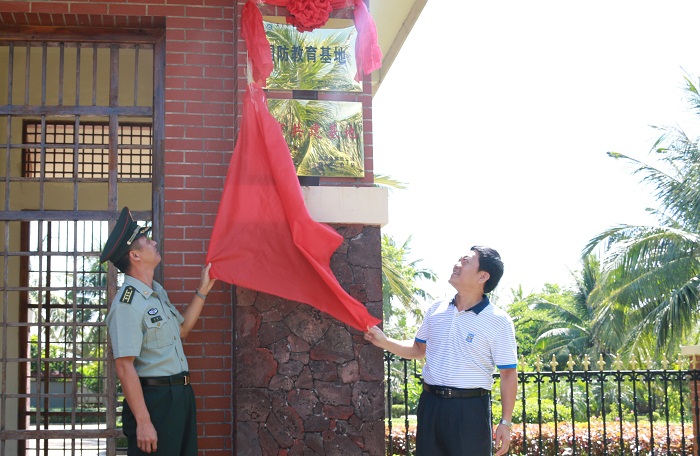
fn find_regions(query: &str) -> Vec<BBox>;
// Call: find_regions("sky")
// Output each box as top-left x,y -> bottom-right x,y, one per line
372,1 -> 700,304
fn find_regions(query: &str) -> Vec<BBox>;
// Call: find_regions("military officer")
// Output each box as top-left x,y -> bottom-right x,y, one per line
101,207 -> 216,455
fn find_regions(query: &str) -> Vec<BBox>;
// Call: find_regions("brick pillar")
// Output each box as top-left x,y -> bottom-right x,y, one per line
681,346 -> 700,456
235,223 -> 385,455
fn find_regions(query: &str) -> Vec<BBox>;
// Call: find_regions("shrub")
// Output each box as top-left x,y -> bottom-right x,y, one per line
387,421 -> 694,455
387,424 -> 416,456
391,404 -> 408,419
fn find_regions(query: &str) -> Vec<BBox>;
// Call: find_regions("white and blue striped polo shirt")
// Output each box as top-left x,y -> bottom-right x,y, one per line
415,295 -> 517,390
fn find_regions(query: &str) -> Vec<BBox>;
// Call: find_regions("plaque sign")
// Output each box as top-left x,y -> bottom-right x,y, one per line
264,18 -> 362,92
268,99 -> 364,177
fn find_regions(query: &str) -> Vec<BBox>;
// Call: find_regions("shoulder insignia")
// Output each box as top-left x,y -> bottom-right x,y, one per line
120,286 -> 136,304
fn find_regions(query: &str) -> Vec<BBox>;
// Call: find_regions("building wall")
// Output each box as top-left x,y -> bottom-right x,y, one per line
0,1 -> 383,455
235,225 -> 384,455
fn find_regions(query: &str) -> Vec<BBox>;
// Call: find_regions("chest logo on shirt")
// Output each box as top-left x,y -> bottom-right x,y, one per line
465,332 -> 475,343
120,286 -> 135,304
147,308 -> 159,315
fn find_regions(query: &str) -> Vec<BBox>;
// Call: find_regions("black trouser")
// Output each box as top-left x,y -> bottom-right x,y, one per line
122,378 -> 197,455
416,389 -> 493,455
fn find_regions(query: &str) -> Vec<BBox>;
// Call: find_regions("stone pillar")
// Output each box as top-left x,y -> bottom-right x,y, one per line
681,345 -> 700,456
235,187 -> 388,455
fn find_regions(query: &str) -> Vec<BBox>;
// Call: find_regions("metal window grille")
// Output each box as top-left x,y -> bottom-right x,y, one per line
23,122 -> 152,180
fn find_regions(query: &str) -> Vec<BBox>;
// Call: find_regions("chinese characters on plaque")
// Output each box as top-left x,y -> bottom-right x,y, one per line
264,18 -> 364,178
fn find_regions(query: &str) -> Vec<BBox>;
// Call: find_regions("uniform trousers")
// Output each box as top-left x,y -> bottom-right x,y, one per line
122,379 -> 197,455
416,389 -> 493,456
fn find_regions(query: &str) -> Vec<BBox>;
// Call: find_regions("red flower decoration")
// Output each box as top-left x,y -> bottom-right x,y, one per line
287,0 -> 334,32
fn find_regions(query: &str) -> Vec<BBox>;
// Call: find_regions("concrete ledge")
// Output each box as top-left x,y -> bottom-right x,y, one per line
302,186 -> 388,227
681,345 -> 700,356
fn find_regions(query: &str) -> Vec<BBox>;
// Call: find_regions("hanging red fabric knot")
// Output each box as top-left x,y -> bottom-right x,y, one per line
286,0 -> 334,32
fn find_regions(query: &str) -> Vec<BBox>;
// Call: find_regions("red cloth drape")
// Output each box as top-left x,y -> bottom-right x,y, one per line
242,1 -> 273,86
206,84 -> 381,332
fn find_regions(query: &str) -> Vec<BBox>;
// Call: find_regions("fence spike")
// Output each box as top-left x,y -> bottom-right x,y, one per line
629,354 -> 638,371
518,355 -> 528,372
597,354 -> 606,371
550,354 -> 559,372
676,353 -> 685,370
534,357 -> 543,373
566,354 -> 576,371
661,356 -> 669,370
612,356 -> 624,371
582,354 -> 591,371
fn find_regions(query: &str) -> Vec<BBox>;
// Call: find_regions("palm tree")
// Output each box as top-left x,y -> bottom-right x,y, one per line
373,173 -> 407,191
381,234 -> 436,337
380,234 -> 436,416
531,285 -> 593,366
523,255 -> 611,367
583,72 -> 700,355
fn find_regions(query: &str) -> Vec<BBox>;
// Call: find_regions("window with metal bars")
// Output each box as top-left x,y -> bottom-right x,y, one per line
23,121 -> 153,180
0,27 -> 163,456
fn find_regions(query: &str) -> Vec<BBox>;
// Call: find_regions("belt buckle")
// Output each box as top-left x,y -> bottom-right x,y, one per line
436,388 -> 451,398
183,375 -> 190,386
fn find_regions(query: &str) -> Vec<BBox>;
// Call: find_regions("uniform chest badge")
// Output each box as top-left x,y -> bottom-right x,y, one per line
151,315 -> 163,323
466,332 -> 475,343
147,308 -> 159,315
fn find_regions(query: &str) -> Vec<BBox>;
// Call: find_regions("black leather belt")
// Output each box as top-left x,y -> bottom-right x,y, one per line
140,372 -> 190,387
423,383 -> 489,398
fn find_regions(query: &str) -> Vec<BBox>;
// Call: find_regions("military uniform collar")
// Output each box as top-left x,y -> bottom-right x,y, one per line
124,275 -> 162,299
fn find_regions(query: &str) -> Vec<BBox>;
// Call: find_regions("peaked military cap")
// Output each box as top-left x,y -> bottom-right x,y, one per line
100,207 -> 152,264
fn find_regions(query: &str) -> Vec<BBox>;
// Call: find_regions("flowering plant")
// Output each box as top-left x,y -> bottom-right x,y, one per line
286,0 -> 334,32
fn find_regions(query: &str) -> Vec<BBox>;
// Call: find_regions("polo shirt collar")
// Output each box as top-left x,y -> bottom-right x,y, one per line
450,294 -> 490,314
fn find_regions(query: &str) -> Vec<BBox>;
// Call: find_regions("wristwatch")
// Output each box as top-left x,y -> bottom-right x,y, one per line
499,418 -> 512,429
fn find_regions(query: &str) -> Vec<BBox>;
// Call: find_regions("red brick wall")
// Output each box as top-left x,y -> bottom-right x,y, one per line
0,1 -> 380,454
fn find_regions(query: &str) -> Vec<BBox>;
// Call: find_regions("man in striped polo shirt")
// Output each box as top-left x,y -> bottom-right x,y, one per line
365,245 -> 517,456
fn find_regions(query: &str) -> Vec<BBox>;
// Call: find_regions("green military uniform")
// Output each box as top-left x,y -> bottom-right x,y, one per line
102,207 -> 198,456
107,277 -> 188,376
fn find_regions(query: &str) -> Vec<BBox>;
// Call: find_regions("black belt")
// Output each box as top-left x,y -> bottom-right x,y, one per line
140,372 -> 190,387
423,383 -> 489,398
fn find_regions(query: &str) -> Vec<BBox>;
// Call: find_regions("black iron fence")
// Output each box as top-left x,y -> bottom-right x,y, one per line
384,353 -> 700,456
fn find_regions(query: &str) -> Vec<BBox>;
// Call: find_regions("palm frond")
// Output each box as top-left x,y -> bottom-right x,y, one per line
374,173 -> 407,190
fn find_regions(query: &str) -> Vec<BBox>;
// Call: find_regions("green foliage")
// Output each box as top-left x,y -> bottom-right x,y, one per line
390,404 -> 408,419
506,291 -> 553,362
29,406 -> 108,424
29,334 -> 73,376
381,234 -> 436,338
77,347 -> 106,393
584,71 -> 700,356
386,356 -> 423,418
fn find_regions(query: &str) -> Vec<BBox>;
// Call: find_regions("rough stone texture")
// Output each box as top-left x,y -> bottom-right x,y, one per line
235,225 -> 384,455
